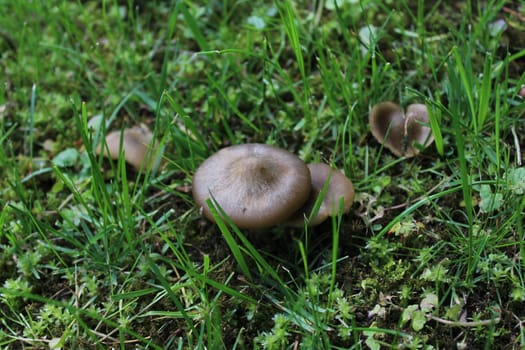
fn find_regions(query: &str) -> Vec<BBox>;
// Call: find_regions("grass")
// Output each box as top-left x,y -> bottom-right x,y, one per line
1,0 -> 525,348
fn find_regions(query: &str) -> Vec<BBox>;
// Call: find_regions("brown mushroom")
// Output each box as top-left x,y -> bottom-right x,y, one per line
192,143 -> 312,229
369,102 -> 434,157
288,163 -> 355,227
96,125 -> 158,171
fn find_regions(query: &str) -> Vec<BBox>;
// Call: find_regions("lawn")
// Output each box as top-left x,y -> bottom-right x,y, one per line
1,0 -> 524,349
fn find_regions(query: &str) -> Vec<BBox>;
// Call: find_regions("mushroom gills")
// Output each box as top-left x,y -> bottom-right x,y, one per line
369,102 -> 434,157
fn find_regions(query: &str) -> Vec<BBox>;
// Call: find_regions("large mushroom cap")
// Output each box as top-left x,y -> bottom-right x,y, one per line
369,102 -> 433,157
192,143 -> 311,229
96,126 -> 158,171
288,163 -> 355,227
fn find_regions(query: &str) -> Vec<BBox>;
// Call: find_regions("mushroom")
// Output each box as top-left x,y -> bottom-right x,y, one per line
369,102 -> 434,157
287,163 -> 355,227
96,125 -> 158,171
192,143 -> 311,229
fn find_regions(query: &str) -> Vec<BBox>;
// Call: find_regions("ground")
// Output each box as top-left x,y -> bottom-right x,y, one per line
1,0 -> 525,349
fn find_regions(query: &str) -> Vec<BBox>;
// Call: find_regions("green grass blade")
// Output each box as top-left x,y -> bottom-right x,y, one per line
277,0 -> 306,82
477,54 -> 493,130
452,47 -> 477,132
427,100 -> 444,156
275,0 -> 312,131
206,198 -> 253,281
143,254 -> 197,335
205,197 -> 291,295
377,183 -> 464,238
28,84 -> 36,160
176,1 -> 210,51
207,77 -> 261,133
111,288 -> 158,301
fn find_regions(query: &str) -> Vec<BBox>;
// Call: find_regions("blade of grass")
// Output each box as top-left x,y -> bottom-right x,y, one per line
296,239 -> 309,280
176,1 -> 210,51
275,0 -> 313,134
329,201 -> 343,295
207,76 -> 261,134
452,47 -> 477,133
276,0 -> 307,89
28,84 -> 36,160
111,288 -> 159,301
494,83 -> 501,173
157,4 -> 180,95
116,147 -> 134,244
207,197 -> 292,296
427,100 -> 444,156
143,254 -> 197,335
163,92 -> 207,153
448,50 -> 477,281
477,54 -> 493,129
206,197 -> 253,281
148,209 -> 258,305
377,182 -> 465,238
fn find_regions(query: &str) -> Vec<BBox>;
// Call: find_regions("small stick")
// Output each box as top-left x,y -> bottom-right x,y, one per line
428,314 -> 500,327
502,7 -> 525,22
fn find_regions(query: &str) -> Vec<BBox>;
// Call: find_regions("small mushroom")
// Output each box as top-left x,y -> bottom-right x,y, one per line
369,102 -> 434,157
192,143 -> 311,229
288,163 -> 355,227
96,125 -> 158,171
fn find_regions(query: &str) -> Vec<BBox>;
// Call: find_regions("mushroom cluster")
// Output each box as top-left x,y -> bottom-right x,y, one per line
369,102 -> 434,158
192,143 -> 355,229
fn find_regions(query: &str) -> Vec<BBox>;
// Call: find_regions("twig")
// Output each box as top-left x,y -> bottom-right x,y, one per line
502,7 -> 525,22
90,329 -> 120,343
383,176 -> 452,212
428,314 -> 500,327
